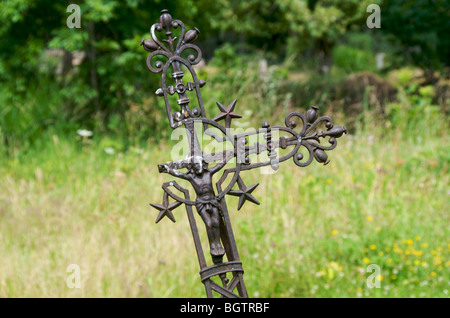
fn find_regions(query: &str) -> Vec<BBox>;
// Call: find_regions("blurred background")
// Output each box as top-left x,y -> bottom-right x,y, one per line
0,0 -> 448,297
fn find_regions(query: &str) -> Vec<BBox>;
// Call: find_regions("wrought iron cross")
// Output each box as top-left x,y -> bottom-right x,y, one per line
143,9 -> 346,298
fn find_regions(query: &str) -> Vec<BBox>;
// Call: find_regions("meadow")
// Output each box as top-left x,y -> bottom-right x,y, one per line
0,63 -> 448,298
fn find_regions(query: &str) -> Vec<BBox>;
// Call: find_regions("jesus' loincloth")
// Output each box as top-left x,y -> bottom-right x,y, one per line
195,198 -> 221,214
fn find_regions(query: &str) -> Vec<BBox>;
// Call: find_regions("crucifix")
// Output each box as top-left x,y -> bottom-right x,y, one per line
143,9 -> 347,298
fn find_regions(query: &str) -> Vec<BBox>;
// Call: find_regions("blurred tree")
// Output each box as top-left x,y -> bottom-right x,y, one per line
199,0 -> 382,67
204,0 -> 290,55
381,0 -> 450,72
0,0 -> 447,151
0,0 -> 175,143
279,0 -> 379,67
45,0 -> 166,126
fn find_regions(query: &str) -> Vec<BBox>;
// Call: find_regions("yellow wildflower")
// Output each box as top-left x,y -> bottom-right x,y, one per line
415,236 -> 421,241
370,244 -> 377,250
327,268 -> 334,280
329,261 -> 342,272
407,239 -> 413,245
363,257 -> 370,264
366,216 -> 373,222
421,242 -> 428,248
331,230 -> 338,236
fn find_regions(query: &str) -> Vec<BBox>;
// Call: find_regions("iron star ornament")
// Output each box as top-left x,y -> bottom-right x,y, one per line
228,177 -> 260,211
150,192 -> 182,223
213,99 -> 242,129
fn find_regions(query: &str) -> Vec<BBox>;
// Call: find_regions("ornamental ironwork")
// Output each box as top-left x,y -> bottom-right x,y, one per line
143,9 -> 347,298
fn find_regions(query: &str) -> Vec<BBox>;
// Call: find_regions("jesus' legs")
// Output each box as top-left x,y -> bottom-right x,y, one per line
197,206 -> 225,263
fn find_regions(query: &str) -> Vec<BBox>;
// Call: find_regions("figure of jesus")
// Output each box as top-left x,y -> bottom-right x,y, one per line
158,156 -> 227,263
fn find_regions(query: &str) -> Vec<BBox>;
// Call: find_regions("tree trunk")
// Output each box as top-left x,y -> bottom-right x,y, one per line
87,21 -> 100,116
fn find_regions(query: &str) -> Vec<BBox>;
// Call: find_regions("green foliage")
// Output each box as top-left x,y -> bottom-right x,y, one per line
0,94 -> 447,297
395,68 -> 418,87
331,32 -> 378,73
204,48 -> 292,124
0,0 -> 448,153
0,0 -> 169,150
281,0 -> 379,57
332,45 -> 376,73
0,77 -> 70,154
209,43 -> 240,67
386,82 -> 443,139
381,0 -> 450,69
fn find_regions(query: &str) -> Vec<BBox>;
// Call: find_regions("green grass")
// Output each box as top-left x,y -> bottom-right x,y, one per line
0,102 -> 448,298
0,60 -> 449,297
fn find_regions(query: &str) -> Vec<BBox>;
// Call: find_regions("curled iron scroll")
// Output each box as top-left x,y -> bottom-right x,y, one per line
144,15 -> 202,73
